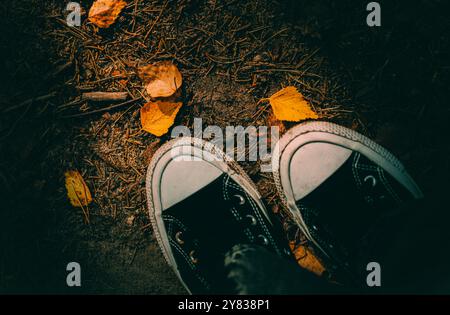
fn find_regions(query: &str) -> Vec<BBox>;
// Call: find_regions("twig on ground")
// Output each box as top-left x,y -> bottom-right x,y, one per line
82,92 -> 129,102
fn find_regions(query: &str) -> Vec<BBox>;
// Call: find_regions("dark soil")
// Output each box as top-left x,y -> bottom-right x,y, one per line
1,0 -> 449,293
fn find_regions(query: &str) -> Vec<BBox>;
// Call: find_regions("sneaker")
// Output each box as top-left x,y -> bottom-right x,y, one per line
146,137 -> 292,294
272,121 -> 423,282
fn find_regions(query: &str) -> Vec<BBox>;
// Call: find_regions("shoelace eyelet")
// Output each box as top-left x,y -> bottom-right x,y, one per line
232,194 -> 246,206
189,250 -> 199,264
364,175 -> 377,188
245,214 -> 257,226
257,234 -> 269,246
175,231 -> 185,245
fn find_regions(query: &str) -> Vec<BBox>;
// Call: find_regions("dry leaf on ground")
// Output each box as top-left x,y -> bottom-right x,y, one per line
140,101 -> 183,136
262,86 -> 318,122
289,241 -> 326,276
88,0 -> 127,28
65,170 -> 92,207
138,62 -> 183,98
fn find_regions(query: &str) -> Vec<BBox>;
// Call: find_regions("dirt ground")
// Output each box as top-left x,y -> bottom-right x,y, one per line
1,0 -> 449,294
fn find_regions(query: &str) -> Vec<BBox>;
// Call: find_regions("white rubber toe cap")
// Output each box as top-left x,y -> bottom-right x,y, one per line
288,142 -> 352,200
160,158 -> 223,209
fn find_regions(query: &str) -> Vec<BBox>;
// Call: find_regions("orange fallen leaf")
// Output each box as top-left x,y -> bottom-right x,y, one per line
261,86 -> 318,122
138,61 -> 183,98
289,241 -> 326,276
88,0 -> 127,29
140,101 -> 183,136
65,170 -> 92,207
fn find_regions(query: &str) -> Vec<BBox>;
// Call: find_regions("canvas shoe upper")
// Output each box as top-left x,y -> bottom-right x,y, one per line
272,121 -> 423,283
146,137 -> 292,294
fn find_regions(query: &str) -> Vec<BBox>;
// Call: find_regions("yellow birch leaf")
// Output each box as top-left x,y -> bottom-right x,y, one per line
289,241 -> 326,276
88,0 -> 127,29
138,61 -> 183,98
65,170 -> 93,207
267,86 -> 318,122
140,101 -> 183,136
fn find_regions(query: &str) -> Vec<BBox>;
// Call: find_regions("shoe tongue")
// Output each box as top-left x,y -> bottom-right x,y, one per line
163,174 -> 244,292
164,174 -> 243,253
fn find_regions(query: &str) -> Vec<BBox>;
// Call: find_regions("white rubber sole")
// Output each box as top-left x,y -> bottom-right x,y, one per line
146,137 -> 272,294
272,121 -> 423,259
